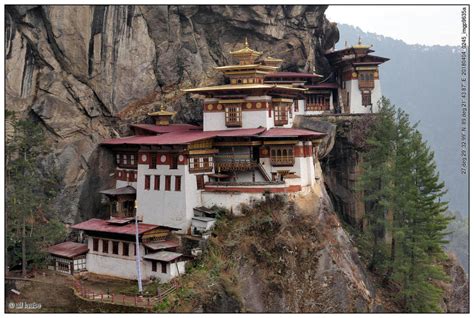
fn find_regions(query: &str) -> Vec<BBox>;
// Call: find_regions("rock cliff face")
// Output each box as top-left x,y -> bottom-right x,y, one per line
5,5 -> 338,222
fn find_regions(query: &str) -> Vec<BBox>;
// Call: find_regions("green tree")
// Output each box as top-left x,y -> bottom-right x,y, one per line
6,112 -> 66,276
360,100 -> 452,312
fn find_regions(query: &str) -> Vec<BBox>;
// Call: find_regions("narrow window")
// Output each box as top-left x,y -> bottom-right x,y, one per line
145,175 -> 150,190
154,175 -> 160,190
175,176 -> 181,191
130,155 -> 135,165
123,154 -> 128,165
122,242 -> 129,256
102,240 -> 109,253
196,175 -> 204,190
161,262 -> 167,273
170,154 -> 178,170
93,238 -> 99,252
152,261 -> 157,272
165,175 -> 171,191
116,154 -> 121,165
149,153 -> 157,169
112,241 -> 119,255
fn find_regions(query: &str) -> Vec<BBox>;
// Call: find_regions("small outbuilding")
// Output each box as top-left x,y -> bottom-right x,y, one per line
47,241 -> 89,275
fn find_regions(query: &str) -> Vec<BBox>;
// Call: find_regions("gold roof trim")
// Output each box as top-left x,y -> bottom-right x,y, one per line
229,37 -> 262,56
264,56 -> 284,62
214,64 -> 277,71
183,84 -> 307,93
148,103 -> 176,116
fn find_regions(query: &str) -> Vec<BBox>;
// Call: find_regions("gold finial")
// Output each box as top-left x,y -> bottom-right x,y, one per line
244,37 -> 249,48
160,103 -> 166,112
358,36 -> 362,45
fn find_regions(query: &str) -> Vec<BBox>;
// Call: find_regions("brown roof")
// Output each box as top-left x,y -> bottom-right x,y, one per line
71,218 -> 160,236
143,240 -> 180,251
259,128 -> 326,138
48,241 -> 89,258
99,186 -> 136,196
143,251 -> 182,262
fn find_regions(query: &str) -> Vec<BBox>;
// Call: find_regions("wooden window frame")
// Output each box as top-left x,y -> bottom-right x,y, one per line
362,91 -> 372,106
225,104 -> 242,127
122,242 -> 129,256
112,241 -> 119,255
196,175 -> 205,190
270,146 -> 295,166
189,156 -> 213,173
154,175 -> 160,190
358,71 -> 375,89
93,238 -> 99,252
144,175 -> 151,190
175,176 -> 182,191
274,104 -> 289,126
165,175 -> 171,191
161,261 -> 167,273
152,260 -> 157,272
102,239 -> 109,254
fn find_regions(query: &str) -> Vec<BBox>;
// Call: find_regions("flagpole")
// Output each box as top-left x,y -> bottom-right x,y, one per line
134,200 -> 143,294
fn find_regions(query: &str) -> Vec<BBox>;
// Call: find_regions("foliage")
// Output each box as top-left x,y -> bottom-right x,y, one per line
5,112 -> 66,273
358,98 -> 453,312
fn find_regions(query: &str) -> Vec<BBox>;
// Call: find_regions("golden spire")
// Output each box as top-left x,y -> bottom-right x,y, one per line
244,37 -> 249,48
358,35 -> 362,45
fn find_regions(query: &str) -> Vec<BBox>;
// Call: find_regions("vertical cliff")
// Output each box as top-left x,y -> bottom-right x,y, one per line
6,5 -> 339,222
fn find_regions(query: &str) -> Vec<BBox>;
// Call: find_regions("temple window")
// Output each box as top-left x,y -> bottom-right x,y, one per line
165,175 -> 171,191
102,240 -> 109,253
362,91 -> 372,106
154,175 -> 160,190
93,238 -> 99,252
358,71 -> 375,88
149,153 -> 157,169
122,242 -> 129,256
189,156 -> 213,173
306,94 -> 330,111
144,175 -> 150,190
175,176 -> 182,191
196,175 -> 205,190
274,103 -> 289,126
270,146 -> 294,166
112,241 -> 119,255
225,104 -> 242,127
170,154 -> 178,170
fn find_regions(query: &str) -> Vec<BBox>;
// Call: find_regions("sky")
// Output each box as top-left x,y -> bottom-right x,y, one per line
325,5 -> 466,46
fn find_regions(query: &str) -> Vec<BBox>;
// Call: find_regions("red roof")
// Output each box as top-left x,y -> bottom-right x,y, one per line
305,82 -> 339,89
48,241 -> 89,258
131,124 -> 201,134
265,72 -> 323,78
101,128 -> 266,146
71,218 -> 160,236
259,128 -> 326,138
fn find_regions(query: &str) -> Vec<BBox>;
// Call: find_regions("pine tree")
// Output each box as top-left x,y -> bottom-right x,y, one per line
360,101 -> 453,312
358,97 -> 397,272
5,112 -> 66,276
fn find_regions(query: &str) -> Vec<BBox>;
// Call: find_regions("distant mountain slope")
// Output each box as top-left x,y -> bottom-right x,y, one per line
336,24 -> 468,217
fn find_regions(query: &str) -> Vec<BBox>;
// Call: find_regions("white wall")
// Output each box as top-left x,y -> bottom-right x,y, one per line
346,79 -> 382,114
143,259 -> 186,283
86,237 -> 145,280
136,163 -> 199,232
201,191 -> 264,215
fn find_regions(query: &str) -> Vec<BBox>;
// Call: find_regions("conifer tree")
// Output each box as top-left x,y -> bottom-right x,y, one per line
360,100 -> 452,312
6,112 -> 66,276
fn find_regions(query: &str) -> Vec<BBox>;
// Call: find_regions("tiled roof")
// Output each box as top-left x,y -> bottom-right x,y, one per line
265,72 -> 323,78
71,218 -> 159,236
143,251 -> 182,262
47,241 -> 89,258
304,82 -> 339,89
259,128 -> 326,138
101,128 -> 266,146
142,240 -> 180,251
99,186 -> 136,196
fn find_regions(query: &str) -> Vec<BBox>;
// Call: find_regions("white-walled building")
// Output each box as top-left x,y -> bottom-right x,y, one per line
59,38 -> 387,282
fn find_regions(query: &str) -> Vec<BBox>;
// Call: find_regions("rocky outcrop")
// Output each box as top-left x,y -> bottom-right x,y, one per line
5,5 -> 338,222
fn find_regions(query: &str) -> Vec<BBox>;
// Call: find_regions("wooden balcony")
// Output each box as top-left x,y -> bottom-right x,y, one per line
270,157 -> 295,166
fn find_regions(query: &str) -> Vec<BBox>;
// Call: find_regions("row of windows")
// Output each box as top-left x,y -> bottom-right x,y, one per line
151,260 -> 168,273
222,103 -> 291,127
92,238 -> 135,257
189,156 -> 214,172
144,175 -> 181,192
149,154 -> 179,170
270,146 -> 295,166
116,154 -> 136,167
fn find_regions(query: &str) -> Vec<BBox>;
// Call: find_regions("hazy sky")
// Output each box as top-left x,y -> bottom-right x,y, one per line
325,5 -> 466,46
